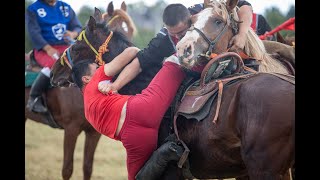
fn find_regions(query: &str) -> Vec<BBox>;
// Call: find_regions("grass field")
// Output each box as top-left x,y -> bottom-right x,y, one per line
26,119 -> 235,180
25,120 -> 127,180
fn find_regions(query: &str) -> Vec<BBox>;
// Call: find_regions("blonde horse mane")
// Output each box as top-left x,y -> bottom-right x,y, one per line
102,9 -> 137,38
210,0 -> 288,74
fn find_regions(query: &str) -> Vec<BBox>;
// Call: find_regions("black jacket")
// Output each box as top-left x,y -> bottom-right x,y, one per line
137,1 -> 252,71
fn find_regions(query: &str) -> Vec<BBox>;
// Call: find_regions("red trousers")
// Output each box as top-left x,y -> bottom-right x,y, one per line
115,61 -> 185,180
33,45 -> 69,68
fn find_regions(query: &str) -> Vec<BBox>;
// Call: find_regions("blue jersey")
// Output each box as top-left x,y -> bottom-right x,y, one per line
26,0 -> 82,50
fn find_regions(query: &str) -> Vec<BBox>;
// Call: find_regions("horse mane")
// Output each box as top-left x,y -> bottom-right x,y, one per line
211,0 -> 288,74
102,9 -> 138,37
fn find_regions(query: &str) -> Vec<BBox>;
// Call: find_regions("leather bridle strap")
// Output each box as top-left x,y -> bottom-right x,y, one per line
189,23 -> 228,57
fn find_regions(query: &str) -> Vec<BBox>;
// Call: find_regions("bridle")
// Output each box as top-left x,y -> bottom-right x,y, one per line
107,15 -> 120,26
188,23 -> 229,58
187,10 -> 238,59
60,29 -> 113,69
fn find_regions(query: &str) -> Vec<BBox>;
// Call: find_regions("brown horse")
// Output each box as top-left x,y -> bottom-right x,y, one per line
50,5 -> 295,179
25,2 -> 137,180
25,63 -> 100,180
176,0 -> 294,76
102,1 -> 137,40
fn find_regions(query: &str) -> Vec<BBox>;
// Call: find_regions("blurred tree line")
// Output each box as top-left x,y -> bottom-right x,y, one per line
25,0 -> 295,52
264,5 -> 295,38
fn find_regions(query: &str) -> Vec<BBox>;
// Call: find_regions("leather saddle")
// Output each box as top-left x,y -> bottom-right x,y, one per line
175,52 -> 255,122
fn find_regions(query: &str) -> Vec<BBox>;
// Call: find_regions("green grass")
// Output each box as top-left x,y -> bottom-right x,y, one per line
25,120 -> 127,180
25,120 -> 235,180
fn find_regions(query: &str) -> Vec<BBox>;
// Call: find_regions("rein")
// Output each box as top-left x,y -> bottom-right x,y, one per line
107,15 -> 120,26
60,29 -> 113,69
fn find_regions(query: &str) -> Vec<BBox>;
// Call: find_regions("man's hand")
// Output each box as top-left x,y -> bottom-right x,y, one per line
63,30 -> 78,44
43,44 -> 60,60
228,31 -> 247,52
98,80 -> 118,95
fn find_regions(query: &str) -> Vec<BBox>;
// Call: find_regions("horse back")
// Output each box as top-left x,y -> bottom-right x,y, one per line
175,72 -> 294,178
234,73 -> 295,173
25,86 -> 89,129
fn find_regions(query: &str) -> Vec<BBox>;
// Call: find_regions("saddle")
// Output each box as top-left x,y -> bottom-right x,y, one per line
175,52 -> 256,122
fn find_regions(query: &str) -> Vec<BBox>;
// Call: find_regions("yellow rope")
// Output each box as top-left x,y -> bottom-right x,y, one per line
77,30 -> 99,56
77,29 -> 114,66
107,15 -> 120,26
60,49 -> 67,66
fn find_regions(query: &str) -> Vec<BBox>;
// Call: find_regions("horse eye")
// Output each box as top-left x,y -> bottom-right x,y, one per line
215,20 -> 222,25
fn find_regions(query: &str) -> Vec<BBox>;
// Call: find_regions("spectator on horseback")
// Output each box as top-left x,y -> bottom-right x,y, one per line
103,1 -> 253,93
26,0 -> 82,113
72,47 -> 186,180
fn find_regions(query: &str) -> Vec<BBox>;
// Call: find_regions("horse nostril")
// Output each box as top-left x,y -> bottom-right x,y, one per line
183,45 -> 192,58
187,45 -> 192,56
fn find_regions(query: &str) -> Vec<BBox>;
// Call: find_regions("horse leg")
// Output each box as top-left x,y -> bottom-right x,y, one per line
82,129 -> 101,180
62,127 -> 81,180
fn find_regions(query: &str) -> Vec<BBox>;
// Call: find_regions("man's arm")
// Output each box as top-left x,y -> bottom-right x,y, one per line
99,49 -> 141,95
26,9 -> 60,59
111,57 -> 142,91
229,4 -> 253,52
105,28 -> 175,92
25,9 -> 49,50
104,47 -> 140,77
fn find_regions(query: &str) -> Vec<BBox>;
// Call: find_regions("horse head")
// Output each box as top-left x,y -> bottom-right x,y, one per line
102,1 -> 137,40
50,7 -> 133,87
176,0 -> 240,69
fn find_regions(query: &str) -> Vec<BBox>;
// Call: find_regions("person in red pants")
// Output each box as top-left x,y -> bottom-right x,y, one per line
72,47 -> 186,180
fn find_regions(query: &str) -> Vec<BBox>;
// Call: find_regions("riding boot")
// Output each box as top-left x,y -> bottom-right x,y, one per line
26,72 -> 50,113
135,141 -> 184,180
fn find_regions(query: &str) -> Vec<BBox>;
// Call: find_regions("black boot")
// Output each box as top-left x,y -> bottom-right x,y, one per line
26,72 -> 50,113
135,141 -> 184,180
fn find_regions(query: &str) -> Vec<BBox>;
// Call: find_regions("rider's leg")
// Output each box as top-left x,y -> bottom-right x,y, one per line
135,140 -> 184,180
26,67 -> 51,113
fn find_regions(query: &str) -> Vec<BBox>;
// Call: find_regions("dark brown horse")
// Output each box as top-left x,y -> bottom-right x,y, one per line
25,66 -> 100,180
50,5 -> 295,179
25,3 -> 137,180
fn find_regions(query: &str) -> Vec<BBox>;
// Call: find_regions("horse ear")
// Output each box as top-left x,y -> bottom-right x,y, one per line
93,7 -> 102,22
121,1 -> 127,12
276,32 -> 286,44
107,1 -> 114,16
87,16 -> 97,32
226,0 -> 239,12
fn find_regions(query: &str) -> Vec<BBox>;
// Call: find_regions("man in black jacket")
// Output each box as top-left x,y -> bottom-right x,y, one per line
107,1 -> 253,93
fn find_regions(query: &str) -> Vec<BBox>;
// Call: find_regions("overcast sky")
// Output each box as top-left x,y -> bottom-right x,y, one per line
59,0 -> 295,15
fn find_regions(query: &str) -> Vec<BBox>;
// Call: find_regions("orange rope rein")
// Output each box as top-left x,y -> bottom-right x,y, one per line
95,31 -> 113,66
